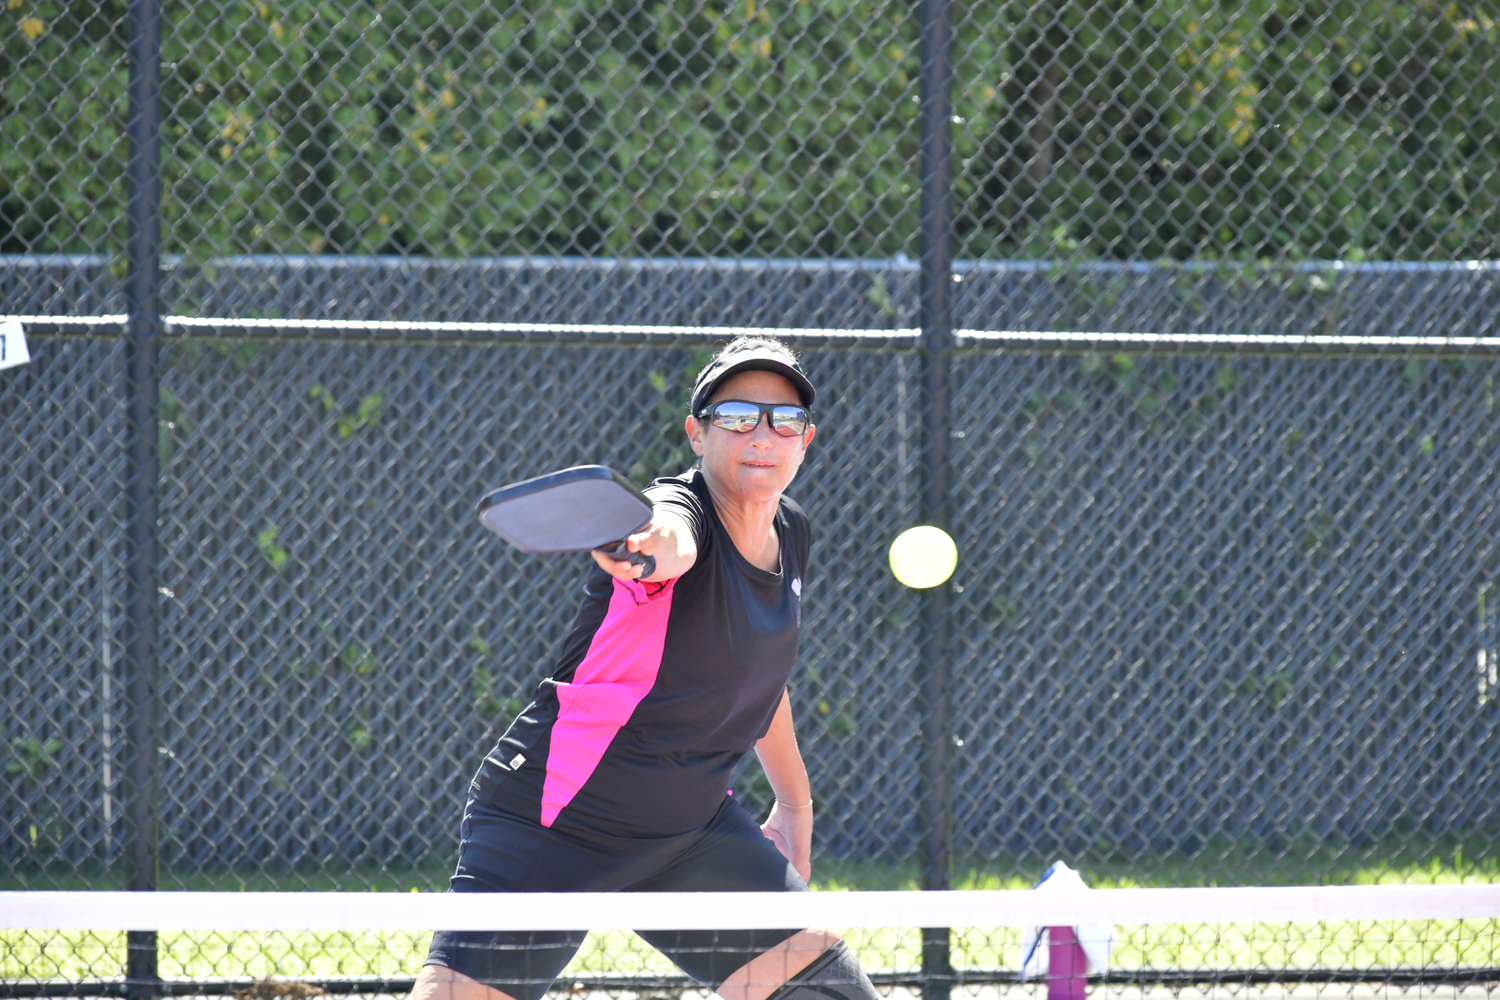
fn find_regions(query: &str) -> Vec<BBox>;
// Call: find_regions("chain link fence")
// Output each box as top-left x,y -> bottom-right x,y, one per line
6,0 -> 1499,297
5,0 -> 1500,912
7,328 -> 1500,898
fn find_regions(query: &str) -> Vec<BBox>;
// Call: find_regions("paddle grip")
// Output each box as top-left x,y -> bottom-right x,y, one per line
595,541 -> 657,580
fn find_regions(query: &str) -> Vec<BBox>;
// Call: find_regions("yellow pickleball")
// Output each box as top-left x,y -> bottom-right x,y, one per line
888,526 -> 958,589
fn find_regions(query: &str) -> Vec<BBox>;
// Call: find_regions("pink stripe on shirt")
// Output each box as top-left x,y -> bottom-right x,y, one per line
540,577 -> 676,827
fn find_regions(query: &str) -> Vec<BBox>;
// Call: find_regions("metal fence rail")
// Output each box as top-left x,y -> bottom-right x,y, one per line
8,256 -> 1500,340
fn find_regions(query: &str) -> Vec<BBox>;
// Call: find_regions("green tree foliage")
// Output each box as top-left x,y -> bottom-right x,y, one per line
952,0 -> 1500,259
1,1 -> 129,254
149,0 -> 920,259
3,0 -> 1496,261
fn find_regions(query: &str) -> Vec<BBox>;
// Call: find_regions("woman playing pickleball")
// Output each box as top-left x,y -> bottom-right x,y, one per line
416,337 -> 879,1000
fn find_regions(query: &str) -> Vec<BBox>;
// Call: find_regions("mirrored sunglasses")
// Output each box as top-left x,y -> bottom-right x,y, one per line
695,399 -> 811,437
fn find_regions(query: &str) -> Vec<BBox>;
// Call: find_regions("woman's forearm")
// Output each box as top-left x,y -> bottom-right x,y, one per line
754,689 -> 811,805
638,513 -> 697,581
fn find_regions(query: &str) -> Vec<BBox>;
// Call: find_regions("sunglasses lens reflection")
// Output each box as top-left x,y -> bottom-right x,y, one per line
770,407 -> 808,436
706,401 -> 810,436
710,402 -> 762,432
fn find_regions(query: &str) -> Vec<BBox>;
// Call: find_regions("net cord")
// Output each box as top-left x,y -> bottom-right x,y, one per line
8,315 -> 1500,356
4,886 -> 1499,932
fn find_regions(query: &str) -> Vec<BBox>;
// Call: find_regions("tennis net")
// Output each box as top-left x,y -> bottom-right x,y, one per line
4,887 -> 1499,999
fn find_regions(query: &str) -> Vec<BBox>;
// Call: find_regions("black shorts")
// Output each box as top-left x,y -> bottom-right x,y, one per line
425,794 -> 807,1000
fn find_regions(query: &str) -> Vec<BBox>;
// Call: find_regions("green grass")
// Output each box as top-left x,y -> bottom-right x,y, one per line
815,839 -> 1500,892
0,860 -> 458,893
7,921 -> 1500,984
6,841 -> 1500,985
9,834 -> 1499,893
0,930 -> 433,982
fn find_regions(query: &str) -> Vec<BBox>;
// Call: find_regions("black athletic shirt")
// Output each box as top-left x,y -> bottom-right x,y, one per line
473,469 -> 811,840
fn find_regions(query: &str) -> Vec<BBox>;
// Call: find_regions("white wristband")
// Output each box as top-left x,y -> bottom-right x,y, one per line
775,798 -> 814,809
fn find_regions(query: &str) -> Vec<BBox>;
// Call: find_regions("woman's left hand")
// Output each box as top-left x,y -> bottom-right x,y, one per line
760,800 -> 813,883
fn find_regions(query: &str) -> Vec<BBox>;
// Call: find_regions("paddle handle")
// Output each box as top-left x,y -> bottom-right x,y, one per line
595,541 -> 657,580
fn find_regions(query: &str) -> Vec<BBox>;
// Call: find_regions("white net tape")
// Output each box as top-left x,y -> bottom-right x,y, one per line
6,886 -> 1500,932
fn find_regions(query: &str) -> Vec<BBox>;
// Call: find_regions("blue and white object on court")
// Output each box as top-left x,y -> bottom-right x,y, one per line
0,318 -> 30,371
1019,861 -> 1116,980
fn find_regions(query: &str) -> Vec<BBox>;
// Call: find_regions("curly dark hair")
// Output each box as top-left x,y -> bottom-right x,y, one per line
709,335 -> 799,368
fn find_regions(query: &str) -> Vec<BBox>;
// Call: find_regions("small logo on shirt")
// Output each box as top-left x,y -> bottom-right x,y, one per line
508,753 -> 526,770
792,578 -> 802,598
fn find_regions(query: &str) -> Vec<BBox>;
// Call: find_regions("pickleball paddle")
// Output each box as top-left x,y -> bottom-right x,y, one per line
477,465 -> 656,578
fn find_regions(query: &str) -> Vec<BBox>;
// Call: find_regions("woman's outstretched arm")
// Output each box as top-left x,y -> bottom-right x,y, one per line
755,688 -> 813,882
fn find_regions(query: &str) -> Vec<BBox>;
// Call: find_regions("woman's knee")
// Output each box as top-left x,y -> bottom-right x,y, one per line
718,933 -> 878,1000
411,962 -> 522,1000
762,939 -> 878,1000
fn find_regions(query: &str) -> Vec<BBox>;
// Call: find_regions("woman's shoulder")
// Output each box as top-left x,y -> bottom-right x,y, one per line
777,493 -> 812,551
777,491 -> 809,523
645,467 -> 695,491
644,468 -> 709,508
644,469 -> 713,548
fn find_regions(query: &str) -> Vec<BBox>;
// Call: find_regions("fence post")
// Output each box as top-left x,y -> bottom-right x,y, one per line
123,0 -> 162,996
916,0 -> 954,996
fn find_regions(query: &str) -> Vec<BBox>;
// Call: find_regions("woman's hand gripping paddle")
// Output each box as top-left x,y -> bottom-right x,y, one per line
476,465 -> 657,579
